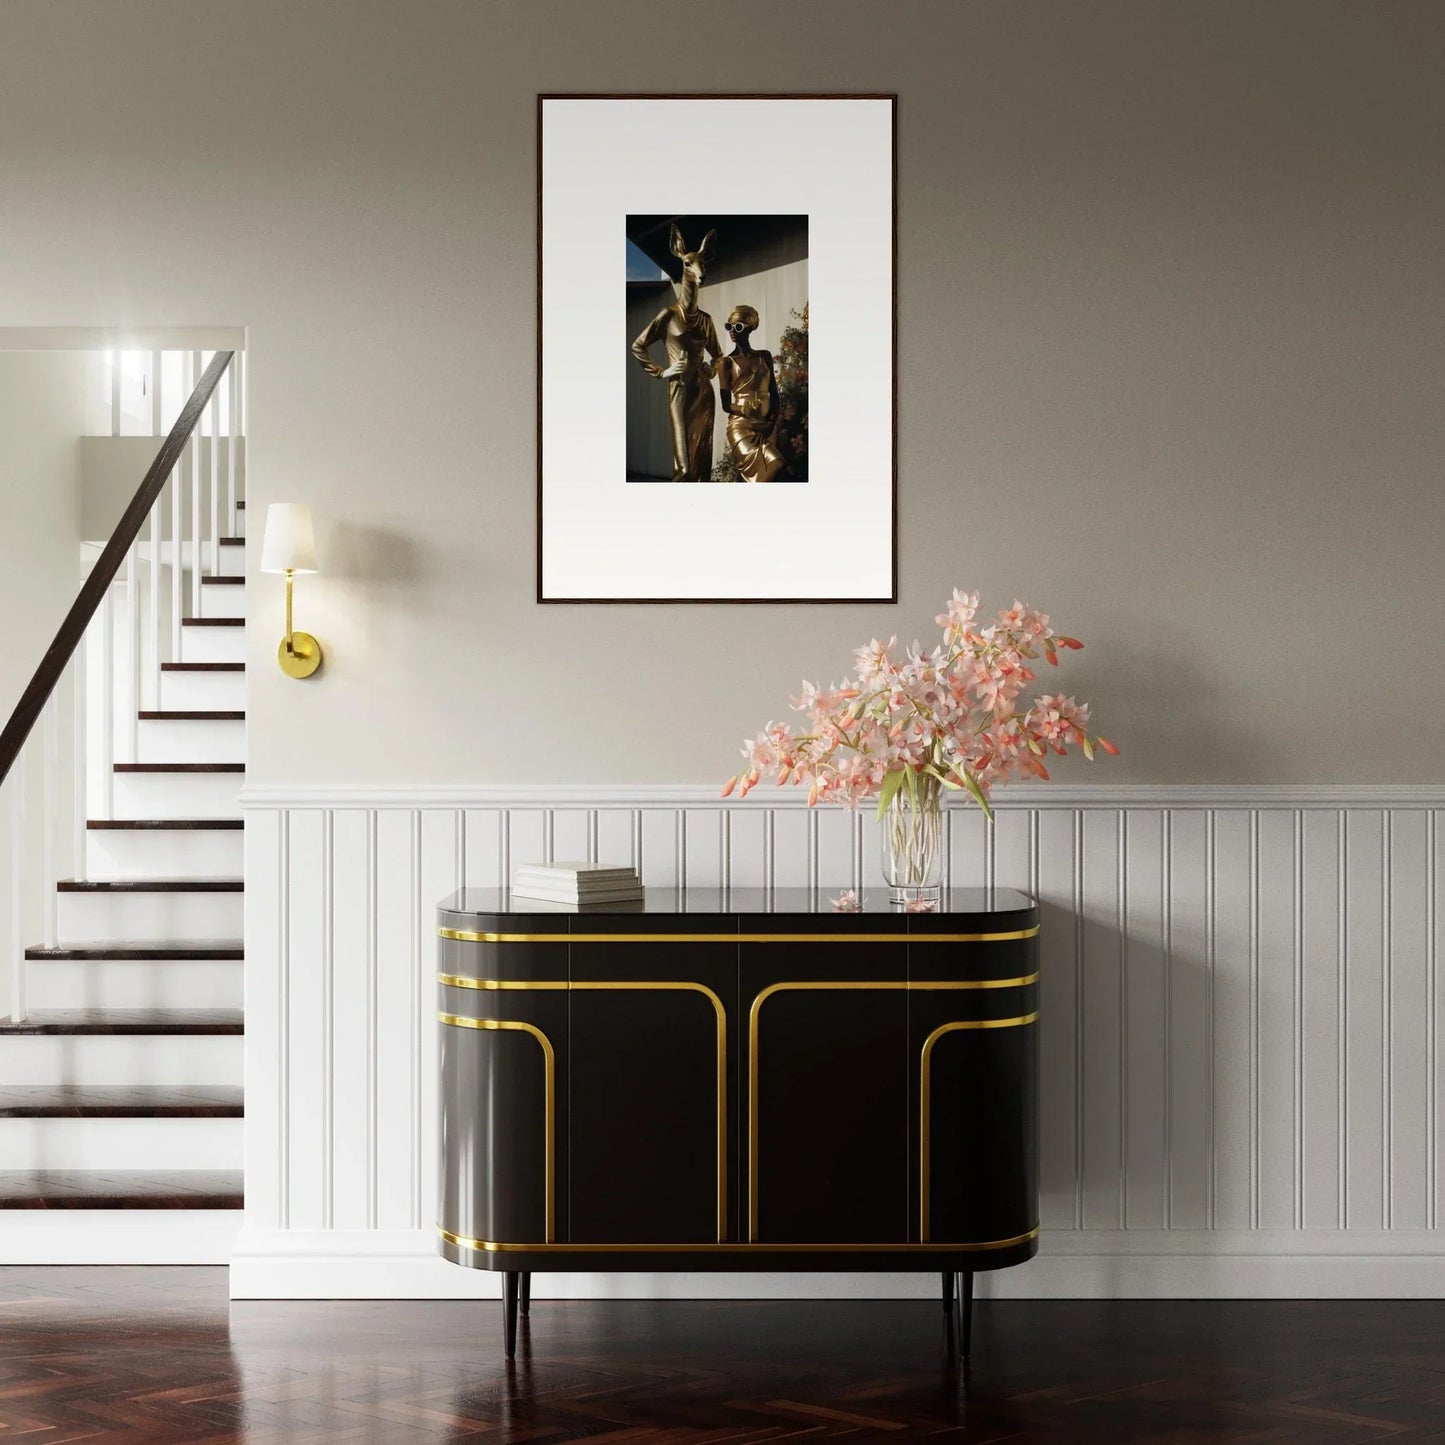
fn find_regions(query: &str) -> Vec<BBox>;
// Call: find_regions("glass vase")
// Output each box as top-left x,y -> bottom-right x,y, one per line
879,786 -> 945,907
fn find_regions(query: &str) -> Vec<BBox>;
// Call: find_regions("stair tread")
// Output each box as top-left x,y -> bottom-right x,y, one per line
88,819 -> 243,830
218,537 -> 245,546
58,878 -> 242,892
137,711 -> 245,720
25,941 -> 244,960
0,1084 -> 243,1118
0,1169 -> 243,1209
182,617 -> 244,627
161,663 -> 244,672
114,763 -> 244,772
200,576 -> 245,585
0,1009 -> 242,1036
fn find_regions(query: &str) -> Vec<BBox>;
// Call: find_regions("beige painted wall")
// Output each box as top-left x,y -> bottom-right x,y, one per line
1,0 -> 1440,785
0,353 -> 87,717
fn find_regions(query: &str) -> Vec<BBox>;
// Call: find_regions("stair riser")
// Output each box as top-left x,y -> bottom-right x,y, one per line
179,627 -> 245,665
86,830 -> 244,881
217,546 -> 245,578
112,771 -> 241,819
0,1118 -> 242,1170
199,586 -> 247,621
26,962 -> 242,1011
57,892 -> 243,946
136,718 -> 245,765
0,1037 -> 242,1087
0,1212 -> 242,1264
160,671 -> 246,711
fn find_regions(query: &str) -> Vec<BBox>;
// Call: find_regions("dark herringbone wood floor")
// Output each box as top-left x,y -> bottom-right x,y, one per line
0,1269 -> 1443,1441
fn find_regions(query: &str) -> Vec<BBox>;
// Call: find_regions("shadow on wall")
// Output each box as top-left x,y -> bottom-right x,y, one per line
306,520 -> 425,667
1049,612 -> 1272,781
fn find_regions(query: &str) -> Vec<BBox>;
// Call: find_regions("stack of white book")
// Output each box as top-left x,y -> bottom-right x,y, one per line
511,862 -> 644,906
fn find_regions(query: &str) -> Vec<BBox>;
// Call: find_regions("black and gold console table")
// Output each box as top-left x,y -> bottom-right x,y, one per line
436,887 -> 1039,1358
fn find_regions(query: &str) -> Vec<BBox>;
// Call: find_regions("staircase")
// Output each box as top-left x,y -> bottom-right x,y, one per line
0,352 -> 245,1261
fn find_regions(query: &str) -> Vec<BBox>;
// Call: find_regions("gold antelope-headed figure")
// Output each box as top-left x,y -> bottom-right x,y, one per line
630,225 -> 722,482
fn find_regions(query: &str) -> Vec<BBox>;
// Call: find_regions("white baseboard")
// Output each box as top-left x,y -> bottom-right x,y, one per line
227,1227 -> 1445,1300
0,1211 -> 242,1264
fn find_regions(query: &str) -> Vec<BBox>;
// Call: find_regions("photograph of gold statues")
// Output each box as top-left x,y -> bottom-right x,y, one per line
630,225 -> 784,483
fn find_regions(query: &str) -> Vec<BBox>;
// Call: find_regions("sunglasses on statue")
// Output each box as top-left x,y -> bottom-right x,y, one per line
725,322 -> 750,333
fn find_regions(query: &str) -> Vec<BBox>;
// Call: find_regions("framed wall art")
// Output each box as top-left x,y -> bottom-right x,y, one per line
537,94 -> 896,603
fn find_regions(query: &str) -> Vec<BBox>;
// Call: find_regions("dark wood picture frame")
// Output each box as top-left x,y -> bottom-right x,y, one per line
536,93 -> 898,605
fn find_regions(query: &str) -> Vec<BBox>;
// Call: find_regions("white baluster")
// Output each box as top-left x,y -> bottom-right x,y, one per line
149,496 -> 161,709
109,349 -> 121,438
73,640 -> 87,883
101,584 -> 114,820
191,350 -> 203,617
228,357 -> 239,529
151,348 -> 164,435
42,694 -> 57,950
171,351 -> 187,666
209,383 -> 219,577
127,540 -> 140,762
9,748 -> 26,1022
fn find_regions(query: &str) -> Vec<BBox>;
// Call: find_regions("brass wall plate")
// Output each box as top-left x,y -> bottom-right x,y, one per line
278,631 -> 323,679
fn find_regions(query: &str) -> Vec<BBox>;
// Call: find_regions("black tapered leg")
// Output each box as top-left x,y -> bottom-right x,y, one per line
941,1271 -> 954,1316
502,1271 -> 520,1359
959,1271 -> 973,1359
520,1272 -> 531,1318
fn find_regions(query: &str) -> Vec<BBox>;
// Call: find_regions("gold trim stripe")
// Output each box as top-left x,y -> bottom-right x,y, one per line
440,973 -> 1037,992
438,974 -> 569,990
438,1224 -> 1040,1254
919,1012 -> 1040,1241
746,982 -> 1039,1242
439,926 -> 1039,945
435,1013 -> 555,1243
437,981 -> 729,1243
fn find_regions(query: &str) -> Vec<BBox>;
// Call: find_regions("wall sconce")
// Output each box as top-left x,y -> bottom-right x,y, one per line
260,503 -> 323,679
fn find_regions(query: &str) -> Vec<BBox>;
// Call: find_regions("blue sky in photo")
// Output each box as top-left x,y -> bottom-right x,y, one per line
626,238 -> 666,281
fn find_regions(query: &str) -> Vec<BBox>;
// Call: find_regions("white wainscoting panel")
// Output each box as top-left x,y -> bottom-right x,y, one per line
233,785 -> 1445,1298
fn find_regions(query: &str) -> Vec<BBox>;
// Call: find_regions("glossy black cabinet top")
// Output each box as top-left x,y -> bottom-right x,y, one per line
438,887 -> 1036,927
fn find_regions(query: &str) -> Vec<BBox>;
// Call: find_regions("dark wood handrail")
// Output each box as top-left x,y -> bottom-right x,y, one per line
0,350 -> 235,789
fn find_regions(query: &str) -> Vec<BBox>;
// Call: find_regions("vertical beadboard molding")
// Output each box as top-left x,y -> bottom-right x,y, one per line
232,783 -> 1445,1300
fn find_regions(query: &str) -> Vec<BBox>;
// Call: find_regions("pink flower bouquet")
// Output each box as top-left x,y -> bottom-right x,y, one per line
723,588 -> 1117,899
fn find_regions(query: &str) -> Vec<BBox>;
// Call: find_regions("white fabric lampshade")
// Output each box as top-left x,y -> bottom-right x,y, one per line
260,503 -> 318,574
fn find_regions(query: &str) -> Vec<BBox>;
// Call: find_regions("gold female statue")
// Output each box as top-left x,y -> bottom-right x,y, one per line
630,225 -> 721,483
717,305 -> 784,484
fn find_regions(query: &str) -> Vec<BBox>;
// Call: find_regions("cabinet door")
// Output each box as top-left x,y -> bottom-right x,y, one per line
742,937 -> 910,1244
908,936 -> 1039,1245
568,935 -> 738,1244
437,933 -> 570,1248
